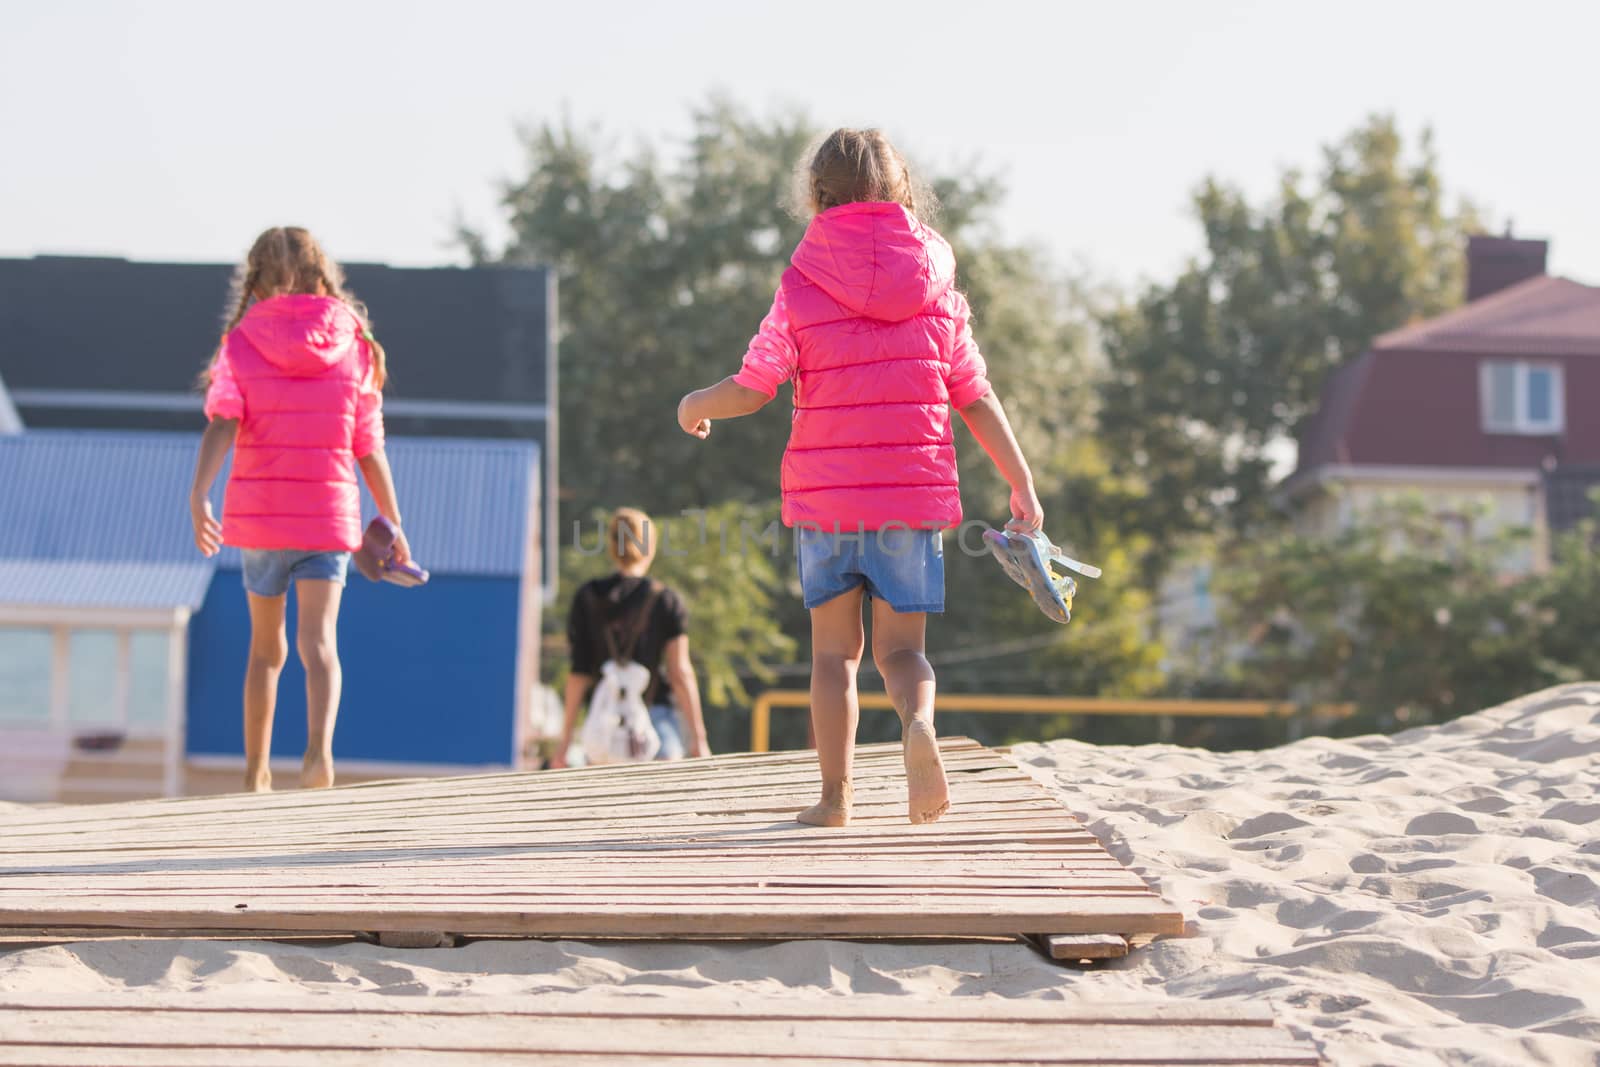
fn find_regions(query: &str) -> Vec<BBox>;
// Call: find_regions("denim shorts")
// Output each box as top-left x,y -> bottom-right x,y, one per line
796,524 -> 945,614
240,549 -> 351,597
650,704 -> 686,760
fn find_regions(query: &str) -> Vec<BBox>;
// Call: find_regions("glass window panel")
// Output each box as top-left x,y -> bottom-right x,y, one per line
1525,368 -> 1554,426
127,631 -> 170,728
1486,363 -> 1516,428
67,629 -> 120,725
0,628 -> 53,723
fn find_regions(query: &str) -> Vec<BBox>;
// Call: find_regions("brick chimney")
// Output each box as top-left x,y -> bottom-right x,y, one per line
1466,234 -> 1548,302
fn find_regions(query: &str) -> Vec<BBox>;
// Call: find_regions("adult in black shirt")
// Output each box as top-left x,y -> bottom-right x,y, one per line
553,508 -> 710,766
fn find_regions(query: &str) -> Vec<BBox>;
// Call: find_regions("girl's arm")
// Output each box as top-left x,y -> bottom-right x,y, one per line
679,288 -> 796,438
957,391 -> 1044,532
677,378 -> 770,438
551,672 -> 593,769
663,635 -> 711,757
356,449 -> 412,565
189,417 -> 238,556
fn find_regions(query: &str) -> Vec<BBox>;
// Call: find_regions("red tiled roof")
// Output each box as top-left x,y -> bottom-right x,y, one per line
1375,276 -> 1600,356
1293,353 -> 1373,472
1290,274 -> 1600,482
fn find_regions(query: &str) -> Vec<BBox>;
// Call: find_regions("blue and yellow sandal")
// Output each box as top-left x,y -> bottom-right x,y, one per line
982,527 -> 1101,625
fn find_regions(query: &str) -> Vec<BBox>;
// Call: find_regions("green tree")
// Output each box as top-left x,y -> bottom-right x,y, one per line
1529,506 -> 1600,684
474,98 -> 812,522
1099,115 -> 1480,557
1213,498 -> 1558,732
472,99 -> 1165,739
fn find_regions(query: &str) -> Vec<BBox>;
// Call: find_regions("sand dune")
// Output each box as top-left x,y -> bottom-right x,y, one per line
1010,681 -> 1600,1065
2,683 -> 1598,1066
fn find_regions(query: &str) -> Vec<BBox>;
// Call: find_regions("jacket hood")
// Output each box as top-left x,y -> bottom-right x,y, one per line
790,202 -> 955,322
235,295 -> 360,375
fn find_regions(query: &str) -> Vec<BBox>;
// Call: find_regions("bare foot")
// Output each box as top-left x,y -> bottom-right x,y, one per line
903,720 -> 949,824
245,765 -> 272,793
301,754 -> 335,790
797,780 -> 852,827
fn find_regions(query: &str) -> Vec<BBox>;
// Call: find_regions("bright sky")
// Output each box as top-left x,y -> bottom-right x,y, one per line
2,0 -> 1594,289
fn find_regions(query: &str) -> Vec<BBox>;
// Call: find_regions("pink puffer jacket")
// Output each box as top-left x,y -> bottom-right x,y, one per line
204,295 -> 384,552
734,202 -> 991,531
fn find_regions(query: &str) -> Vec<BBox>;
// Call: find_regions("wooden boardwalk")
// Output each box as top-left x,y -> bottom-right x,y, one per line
0,991 -> 1323,1065
0,739 -> 1183,945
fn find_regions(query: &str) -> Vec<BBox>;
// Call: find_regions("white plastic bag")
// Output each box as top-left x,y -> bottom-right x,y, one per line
580,659 -> 661,764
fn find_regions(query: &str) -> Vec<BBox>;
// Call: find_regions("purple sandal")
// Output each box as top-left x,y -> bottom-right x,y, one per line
354,516 -> 429,587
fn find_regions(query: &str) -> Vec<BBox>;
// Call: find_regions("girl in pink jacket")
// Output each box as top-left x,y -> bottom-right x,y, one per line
677,129 -> 1044,828
188,227 -> 413,793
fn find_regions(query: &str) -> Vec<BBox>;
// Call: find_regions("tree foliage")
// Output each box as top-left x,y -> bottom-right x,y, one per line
1099,115 -> 1480,554
472,99 -> 1165,731
1214,499 -> 1597,732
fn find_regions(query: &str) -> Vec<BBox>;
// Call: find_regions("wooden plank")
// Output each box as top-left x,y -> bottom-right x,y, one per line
0,821 -> 1087,852
0,991 -> 1282,1022
0,1053 -> 1320,1067
0,874 -> 1157,894
1028,933 -> 1132,960
0,739 -> 1184,943
0,1002 -> 1323,1064
0,741 -> 1004,827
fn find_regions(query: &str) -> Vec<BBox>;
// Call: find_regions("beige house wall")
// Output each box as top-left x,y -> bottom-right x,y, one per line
1292,468 -> 1546,574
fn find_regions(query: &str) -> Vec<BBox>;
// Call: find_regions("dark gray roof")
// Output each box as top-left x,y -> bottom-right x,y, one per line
0,255 -> 554,437
1545,465 -> 1600,533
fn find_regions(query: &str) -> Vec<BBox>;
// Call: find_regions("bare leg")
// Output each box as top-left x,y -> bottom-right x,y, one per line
243,593 -> 289,793
295,579 -> 344,789
798,588 -> 864,827
871,600 -> 948,824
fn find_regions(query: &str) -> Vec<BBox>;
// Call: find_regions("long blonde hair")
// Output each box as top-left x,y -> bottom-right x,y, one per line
203,226 -> 387,388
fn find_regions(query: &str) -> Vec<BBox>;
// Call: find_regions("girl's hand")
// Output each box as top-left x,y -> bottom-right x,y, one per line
390,526 -> 413,566
191,496 -> 223,557
1005,484 -> 1044,535
677,396 -> 711,439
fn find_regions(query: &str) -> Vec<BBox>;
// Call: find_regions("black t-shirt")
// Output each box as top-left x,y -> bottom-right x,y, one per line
567,574 -> 688,706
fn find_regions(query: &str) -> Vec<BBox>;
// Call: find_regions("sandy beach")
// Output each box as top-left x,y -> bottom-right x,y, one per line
2,683 -> 1597,1066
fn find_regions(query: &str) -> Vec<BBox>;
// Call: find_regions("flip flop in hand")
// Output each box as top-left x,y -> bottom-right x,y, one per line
982,525 -> 1101,625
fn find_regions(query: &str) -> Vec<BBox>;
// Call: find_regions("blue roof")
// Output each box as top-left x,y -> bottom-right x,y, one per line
0,431 -> 538,580
0,560 -> 215,611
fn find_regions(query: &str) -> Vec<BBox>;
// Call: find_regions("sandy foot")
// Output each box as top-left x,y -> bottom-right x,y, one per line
300,756 -> 335,790
796,780 -> 853,827
904,720 -> 950,824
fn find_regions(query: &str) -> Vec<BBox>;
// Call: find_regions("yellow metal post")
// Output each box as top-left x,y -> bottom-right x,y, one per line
751,692 -> 772,754
743,689 -> 1353,752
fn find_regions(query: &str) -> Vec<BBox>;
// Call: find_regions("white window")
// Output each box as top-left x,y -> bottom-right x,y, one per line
1481,361 -> 1564,434
68,629 -> 121,725
0,628 -> 53,722
0,624 -> 173,734
127,631 -> 171,728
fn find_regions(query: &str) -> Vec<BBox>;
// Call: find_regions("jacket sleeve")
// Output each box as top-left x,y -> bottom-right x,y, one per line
732,287 -> 798,399
944,291 -> 993,409
352,338 -> 386,459
202,338 -> 245,421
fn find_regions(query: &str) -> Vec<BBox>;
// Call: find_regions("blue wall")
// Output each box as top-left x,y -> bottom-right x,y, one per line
187,571 -> 520,765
